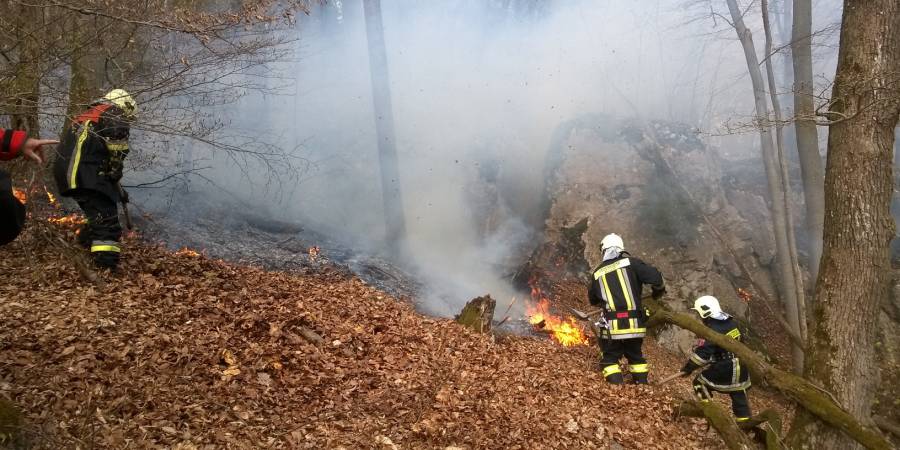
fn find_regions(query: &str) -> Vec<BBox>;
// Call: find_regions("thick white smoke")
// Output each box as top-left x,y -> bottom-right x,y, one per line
134,0 -> 843,316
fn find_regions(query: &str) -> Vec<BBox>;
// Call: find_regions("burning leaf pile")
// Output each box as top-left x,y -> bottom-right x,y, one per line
175,246 -> 202,257
0,226 -> 735,449
527,298 -> 590,347
526,278 -> 590,347
12,188 -> 27,205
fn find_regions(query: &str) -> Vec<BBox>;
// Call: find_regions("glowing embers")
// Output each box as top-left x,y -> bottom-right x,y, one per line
525,278 -> 589,347
47,213 -> 86,226
175,247 -> 202,258
737,287 -> 752,303
13,188 -> 27,204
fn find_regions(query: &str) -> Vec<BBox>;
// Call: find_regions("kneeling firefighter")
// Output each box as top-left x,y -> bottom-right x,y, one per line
680,295 -> 752,421
588,233 -> 665,384
54,89 -> 136,270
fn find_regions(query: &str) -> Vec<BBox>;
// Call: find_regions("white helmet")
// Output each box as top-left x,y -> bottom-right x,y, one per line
600,233 -> 624,250
693,295 -> 722,318
103,89 -> 137,118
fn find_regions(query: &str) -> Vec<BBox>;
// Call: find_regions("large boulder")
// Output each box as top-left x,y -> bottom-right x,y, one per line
531,115 -> 782,355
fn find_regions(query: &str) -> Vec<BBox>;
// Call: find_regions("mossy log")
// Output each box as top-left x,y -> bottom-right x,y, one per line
645,298 -> 891,450
675,400 -> 756,450
677,401 -> 784,450
456,295 -> 496,333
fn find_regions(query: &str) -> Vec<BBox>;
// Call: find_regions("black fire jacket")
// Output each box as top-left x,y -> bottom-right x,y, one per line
588,253 -> 665,339
54,102 -> 130,201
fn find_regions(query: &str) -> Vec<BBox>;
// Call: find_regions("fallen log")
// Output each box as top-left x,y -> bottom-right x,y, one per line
645,298 -> 891,450
677,401 -> 785,450
456,295 -> 496,333
675,399 -> 755,450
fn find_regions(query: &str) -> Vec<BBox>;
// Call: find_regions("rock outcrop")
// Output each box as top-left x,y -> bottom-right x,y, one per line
529,114 -> 787,356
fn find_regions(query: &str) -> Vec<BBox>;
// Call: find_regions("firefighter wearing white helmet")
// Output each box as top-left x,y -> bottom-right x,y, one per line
588,233 -> 666,384
680,295 -> 752,421
53,88 -> 136,270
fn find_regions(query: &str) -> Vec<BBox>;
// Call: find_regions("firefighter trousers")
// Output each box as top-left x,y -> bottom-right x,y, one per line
692,377 -> 752,420
74,190 -> 121,269
599,337 -> 648,384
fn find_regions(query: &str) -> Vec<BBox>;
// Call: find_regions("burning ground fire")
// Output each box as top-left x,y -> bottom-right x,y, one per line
525,279 -> 590,347
13,188 -> 27,205
47,214 -> 86,226
13,187 -> 87,226
175,247 -> 202,258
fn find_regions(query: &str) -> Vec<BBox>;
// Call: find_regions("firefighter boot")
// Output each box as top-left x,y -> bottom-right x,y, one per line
602,364 -> 625,384
629,363 -> 649,384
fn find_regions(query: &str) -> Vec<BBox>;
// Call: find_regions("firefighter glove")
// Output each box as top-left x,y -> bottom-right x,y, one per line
651,286 -> 666,300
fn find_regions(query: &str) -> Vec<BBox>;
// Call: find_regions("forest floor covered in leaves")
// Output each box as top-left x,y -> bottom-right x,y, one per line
0,224 -> 789,449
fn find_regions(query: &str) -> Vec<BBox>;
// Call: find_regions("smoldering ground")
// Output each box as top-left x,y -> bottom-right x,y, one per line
130,0 -> 846,317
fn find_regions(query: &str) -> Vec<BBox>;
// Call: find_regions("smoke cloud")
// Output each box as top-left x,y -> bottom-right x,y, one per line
133,0 -> 844,316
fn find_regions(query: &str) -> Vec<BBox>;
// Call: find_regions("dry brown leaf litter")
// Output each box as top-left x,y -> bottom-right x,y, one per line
0,227 -> 784,449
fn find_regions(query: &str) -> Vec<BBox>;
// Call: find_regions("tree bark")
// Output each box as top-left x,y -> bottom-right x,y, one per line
363,0 -> 407,254
762,0 -> 809,343
787,1 -> 900,449
5,3 -> 42,136
676,401 -> 784,450
676,400 -> 756,450
725,0 -> 805,372
792,0 -> 826,283
456,295 -> 496,333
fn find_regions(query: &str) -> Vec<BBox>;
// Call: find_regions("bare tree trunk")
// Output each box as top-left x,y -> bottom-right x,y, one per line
792,0 -> 826,282
762,0 -> 809,342
725,0 -> 805,372
7,3 -> 42,136
363,0 -> 407,254
787,1 -> 900,448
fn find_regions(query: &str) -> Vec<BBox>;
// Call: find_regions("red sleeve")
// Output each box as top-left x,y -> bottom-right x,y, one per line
0,128 -> 27,161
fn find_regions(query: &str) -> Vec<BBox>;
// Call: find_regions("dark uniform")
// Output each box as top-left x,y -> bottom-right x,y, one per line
681,315 -> 752,420
588,253 -> 665,384
53,102 -> 130,269
0,128 -> 27,244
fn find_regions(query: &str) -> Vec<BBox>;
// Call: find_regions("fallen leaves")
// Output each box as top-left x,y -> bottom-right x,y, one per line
0,226 -> 739,449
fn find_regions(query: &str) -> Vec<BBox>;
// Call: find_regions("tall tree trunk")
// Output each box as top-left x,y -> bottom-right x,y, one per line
762,0 -> 809,342
726,0 -> 805,372
363,0 -> 407,254
7,3 -> 42,136
787,1 -> 900,448
792,0 -> 826,282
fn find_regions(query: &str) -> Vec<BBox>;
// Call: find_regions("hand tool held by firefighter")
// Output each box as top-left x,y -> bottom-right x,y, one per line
116,182 -> 133,230
655,371 -> 687,386
569,307 -> 604,320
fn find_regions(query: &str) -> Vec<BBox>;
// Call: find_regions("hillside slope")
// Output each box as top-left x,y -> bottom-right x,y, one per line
1,229 -> 743,449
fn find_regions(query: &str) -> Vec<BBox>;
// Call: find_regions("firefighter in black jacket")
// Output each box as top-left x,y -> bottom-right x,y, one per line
680,295 -> 752,421
53,89 -> 136,269
1,128 -> 58,244
588,233 -> 666,384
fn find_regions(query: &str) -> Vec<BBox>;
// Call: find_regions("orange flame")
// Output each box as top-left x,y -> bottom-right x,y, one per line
45,190 -> 58,207
175,247 -> 201,257
526,277 -> 589,347
13,188 -> 27,205
527,298 -> 590,347
47,213 -> 86,226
